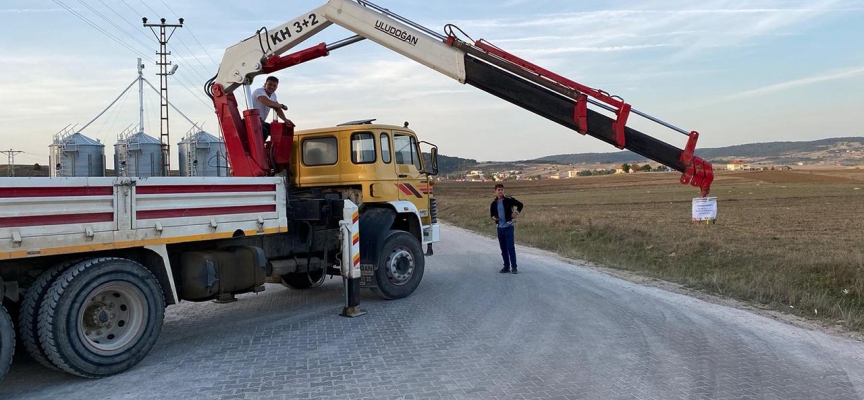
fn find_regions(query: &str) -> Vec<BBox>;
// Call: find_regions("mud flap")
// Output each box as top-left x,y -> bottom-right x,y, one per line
357,207 -> 395,289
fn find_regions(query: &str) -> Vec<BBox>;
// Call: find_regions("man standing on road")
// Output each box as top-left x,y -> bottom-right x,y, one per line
490,183 -> 524,274
251,76 -> 291,140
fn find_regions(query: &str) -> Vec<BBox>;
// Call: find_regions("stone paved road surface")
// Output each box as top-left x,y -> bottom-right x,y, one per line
2,225 -> 864,399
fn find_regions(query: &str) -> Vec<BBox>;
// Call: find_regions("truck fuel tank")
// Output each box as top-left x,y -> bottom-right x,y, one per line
179,246 -> 266,301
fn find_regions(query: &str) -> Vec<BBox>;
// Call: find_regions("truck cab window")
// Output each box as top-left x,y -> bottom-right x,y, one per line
380,133 -> 391,164
302,137 -> 337,166
351,132 -> 376,164
394,134 -> 422,171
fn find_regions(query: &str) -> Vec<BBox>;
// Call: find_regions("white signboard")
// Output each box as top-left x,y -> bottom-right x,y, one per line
692,197 -> 718,224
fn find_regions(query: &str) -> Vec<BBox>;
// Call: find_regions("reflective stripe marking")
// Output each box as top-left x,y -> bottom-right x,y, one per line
136,184 -> 276,194
136,205 -> 276,220
0,186 -> 113,198
0,212 -> 114,228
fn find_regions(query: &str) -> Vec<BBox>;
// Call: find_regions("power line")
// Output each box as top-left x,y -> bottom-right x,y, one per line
97,83 -> 133,142
159,0 -> 218,67
164,42 -> 212,83
117,0 -> 143,20
137,0 -> 159,18
173,36 -> 214,81
51,0 -> 155,64
97,0 -> 150,37
168,71 -> 214,110
18,153 -> 49,163
75,0 -> 152,51
143,78 -> 204,129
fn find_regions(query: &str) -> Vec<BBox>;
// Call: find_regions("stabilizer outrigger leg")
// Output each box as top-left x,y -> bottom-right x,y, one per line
339,200 -> 367,318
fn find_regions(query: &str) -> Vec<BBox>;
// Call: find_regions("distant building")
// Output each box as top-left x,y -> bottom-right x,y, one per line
615,165 -> 627,174
726,160 -> 751,171
567,170 -> 579,178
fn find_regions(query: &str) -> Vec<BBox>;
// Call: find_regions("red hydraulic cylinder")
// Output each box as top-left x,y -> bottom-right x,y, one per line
262,43 -> 329,74
242,109 -> 270,174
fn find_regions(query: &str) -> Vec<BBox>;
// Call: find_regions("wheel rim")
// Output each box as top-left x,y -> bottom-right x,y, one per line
385,246 -> 414,286
77,282 -> 148,356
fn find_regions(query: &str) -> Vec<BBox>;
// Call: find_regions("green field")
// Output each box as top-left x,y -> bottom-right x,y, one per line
434,169 -> 864,330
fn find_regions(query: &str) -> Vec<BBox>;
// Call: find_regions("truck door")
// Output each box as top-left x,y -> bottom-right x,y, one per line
366,130 -> 399,202
392,132 -> 427,214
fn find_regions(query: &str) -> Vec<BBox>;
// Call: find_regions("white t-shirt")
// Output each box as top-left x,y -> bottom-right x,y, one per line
251,87 -> 277,121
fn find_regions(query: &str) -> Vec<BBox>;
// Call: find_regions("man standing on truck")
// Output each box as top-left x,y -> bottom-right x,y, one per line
490,183 -> 523,274
252,76 -> 291,140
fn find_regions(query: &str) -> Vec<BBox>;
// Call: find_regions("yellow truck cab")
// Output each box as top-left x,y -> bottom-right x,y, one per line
292,120 -> 439,230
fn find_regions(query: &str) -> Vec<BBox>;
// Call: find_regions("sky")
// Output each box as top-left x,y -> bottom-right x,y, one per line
1,0 -> 863,168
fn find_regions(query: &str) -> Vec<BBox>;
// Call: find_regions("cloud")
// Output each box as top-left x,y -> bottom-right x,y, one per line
725,66 -> 864,100
447,0 -> 860,63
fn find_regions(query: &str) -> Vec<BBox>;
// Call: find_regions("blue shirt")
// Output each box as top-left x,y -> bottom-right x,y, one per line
497,199 -> 511,228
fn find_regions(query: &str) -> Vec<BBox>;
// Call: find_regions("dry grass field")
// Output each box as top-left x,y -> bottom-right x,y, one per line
434,169 -> 864,330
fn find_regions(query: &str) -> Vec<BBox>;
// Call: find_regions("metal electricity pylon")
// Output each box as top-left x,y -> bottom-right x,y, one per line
143,16 -> 184,176
0,149 -> 23,177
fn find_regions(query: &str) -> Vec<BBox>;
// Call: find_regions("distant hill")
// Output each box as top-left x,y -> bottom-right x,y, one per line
0,164 -> 50,177
423,153 -> 477,175
531,137 -> 864,166
426,137 -> 864,176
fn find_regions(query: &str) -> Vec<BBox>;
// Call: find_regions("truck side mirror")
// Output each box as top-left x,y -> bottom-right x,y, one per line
430,147 -> 439,176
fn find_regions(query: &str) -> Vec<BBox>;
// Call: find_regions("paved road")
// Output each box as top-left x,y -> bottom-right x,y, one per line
2,225 -> 864,399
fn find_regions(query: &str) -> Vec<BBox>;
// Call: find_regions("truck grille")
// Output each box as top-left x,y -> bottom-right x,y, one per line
430,197 -> 438,223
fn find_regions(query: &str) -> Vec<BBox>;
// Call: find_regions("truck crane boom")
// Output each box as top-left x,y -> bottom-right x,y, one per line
209,0 -> 714,195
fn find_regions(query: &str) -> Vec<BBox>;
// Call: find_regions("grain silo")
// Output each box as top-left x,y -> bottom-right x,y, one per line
49,132 -> 106,177
177,130 -> 227,177
114,131 -> 163,177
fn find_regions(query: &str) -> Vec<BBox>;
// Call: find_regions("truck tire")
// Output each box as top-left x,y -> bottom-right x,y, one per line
370,230 -> 425,300
19,259 -> 81,371
280,269 -> 326,289
37,257 -> 165,378
0,304 -> 14,383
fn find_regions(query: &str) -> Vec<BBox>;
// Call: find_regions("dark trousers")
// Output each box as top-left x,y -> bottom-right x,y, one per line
261,120 -> 271,141
497,225 -> 517,268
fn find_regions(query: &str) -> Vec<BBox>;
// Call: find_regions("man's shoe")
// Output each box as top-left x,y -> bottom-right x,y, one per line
499,266 -> 511,273
512,267 -> 518,274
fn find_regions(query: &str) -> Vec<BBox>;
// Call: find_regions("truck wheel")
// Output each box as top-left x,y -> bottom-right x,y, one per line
19,259 -> 81,371
371,231 -> 425,300
0,304 -> 14,383
37,257 -> 165,378
280,269 -> 326,289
